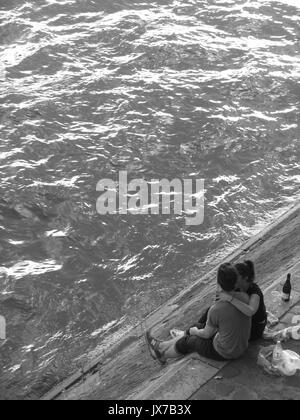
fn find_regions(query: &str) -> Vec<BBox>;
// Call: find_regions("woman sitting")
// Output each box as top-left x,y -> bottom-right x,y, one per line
220,260 -> 267,341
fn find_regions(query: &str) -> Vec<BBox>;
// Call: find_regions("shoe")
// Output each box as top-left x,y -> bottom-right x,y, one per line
170,329 -> 185,339
263,327 -> 276,340
145,331 -> 166,366
267,311 -> 279,327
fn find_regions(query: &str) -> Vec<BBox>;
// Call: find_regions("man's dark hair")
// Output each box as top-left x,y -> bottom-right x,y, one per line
235,260 -> 255,283
217,263 -> 238,292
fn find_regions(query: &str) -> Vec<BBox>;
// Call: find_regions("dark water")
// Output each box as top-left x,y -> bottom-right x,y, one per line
0,0 -> 299,399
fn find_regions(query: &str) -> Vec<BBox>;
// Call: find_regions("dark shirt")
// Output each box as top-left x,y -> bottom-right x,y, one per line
247,283 -> 267,324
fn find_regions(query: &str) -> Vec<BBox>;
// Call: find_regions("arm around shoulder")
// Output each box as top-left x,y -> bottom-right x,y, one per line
231,293 -> 260,317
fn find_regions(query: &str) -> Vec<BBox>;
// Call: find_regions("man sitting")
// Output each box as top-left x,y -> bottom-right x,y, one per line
146,263 -> 251,364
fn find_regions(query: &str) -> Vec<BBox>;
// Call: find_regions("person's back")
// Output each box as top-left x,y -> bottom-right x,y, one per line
145,262 -> 252,365
208,301 -> 251,360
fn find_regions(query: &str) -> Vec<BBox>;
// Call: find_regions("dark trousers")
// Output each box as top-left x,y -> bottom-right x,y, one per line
175,334 -> 226,361
185,308 -> 209,335
249,320 -> 267,342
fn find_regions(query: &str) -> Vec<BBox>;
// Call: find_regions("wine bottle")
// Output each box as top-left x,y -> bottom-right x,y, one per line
282,273 -> 292,302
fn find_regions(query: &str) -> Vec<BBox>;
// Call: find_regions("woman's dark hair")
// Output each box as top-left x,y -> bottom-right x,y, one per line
217,263 -> 238,292
235,260 -> 255,283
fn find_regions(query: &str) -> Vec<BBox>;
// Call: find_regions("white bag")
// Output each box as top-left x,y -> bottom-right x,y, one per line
274,325 -> 300,341
258,345 -> 300,376
263,325 -> 300,341
278,350 -> 300,376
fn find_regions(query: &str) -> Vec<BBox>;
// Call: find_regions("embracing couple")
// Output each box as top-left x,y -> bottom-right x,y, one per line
146,261 -> 267,364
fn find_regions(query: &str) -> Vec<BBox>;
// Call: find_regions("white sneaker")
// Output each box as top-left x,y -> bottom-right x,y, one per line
267,311 -> 279,327
170,329 -> 185,339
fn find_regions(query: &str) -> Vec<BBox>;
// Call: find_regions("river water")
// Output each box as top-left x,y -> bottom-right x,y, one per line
0,0 -> 299,399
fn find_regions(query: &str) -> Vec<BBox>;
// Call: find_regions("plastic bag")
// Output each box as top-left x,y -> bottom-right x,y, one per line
279,350 -> 300,376
257,345 -> 281,376
263,325 -> 300,342
275,326 -> 300,341
258,345 -> 300,376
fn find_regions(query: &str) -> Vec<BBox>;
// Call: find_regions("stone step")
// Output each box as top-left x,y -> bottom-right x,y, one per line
128,354 -> 223,400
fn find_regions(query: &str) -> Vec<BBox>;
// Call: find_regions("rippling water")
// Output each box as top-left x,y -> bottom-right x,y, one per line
0,0 -> 299,399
